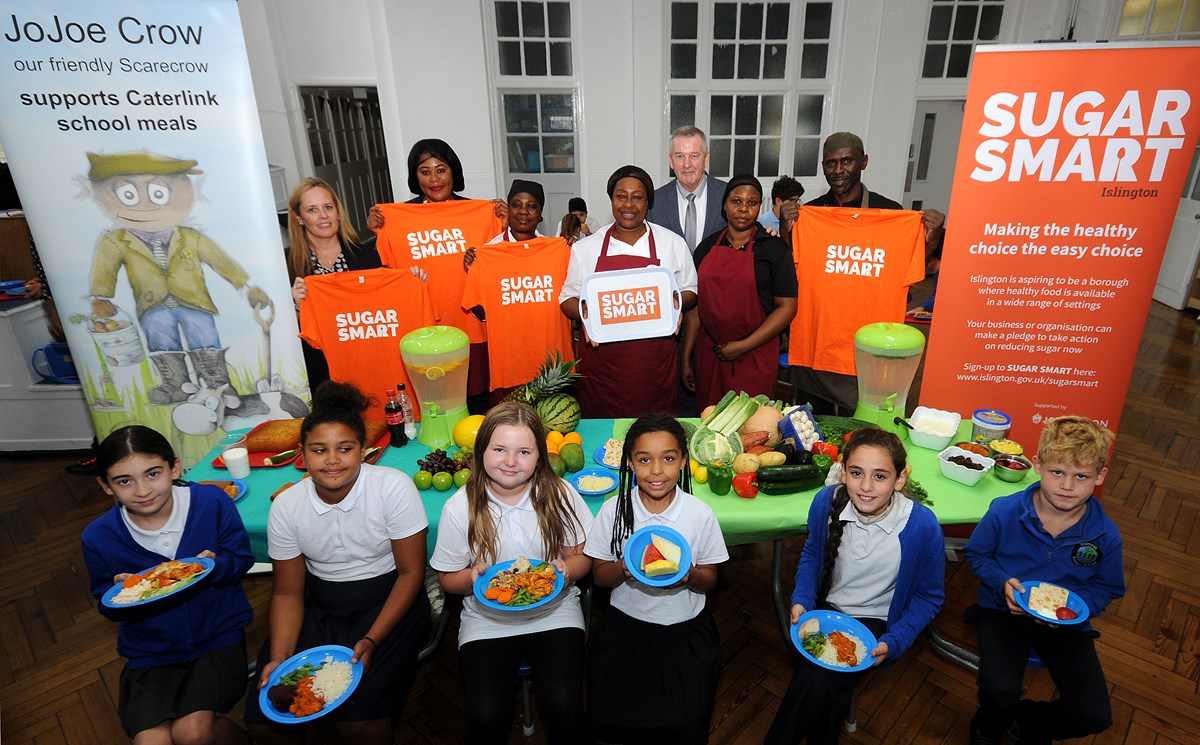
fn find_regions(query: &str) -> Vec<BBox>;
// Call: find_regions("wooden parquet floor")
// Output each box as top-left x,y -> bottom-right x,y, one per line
2,300 -> 1198,744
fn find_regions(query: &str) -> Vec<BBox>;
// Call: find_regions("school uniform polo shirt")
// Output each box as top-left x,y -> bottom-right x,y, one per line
585,488 -> 729,626
267,464 -> 427,582
826,493 -> 914,619
121,485 -> 191,558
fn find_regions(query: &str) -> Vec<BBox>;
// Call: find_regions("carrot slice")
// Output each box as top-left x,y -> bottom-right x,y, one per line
496,588 -> 515,604
484,586 -> 502,600
122,574 -> 143,588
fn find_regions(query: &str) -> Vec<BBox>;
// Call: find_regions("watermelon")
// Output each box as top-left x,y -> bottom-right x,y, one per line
535,393 -> 581,433
641,543 -> 665,569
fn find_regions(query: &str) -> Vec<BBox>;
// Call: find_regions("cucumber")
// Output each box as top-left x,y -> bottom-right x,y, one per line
756,464 -> 821,483
759,477 -> 825,495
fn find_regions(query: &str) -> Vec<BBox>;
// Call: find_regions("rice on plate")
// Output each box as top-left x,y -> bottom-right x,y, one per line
310,656 -> 353,702
817,630 -> 868,668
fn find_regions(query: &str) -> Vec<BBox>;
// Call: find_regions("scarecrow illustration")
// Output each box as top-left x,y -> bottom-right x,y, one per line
86,151 -> 271,404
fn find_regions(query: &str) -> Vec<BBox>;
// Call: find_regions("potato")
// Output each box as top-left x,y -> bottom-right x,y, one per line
732,453 -> 760,474
757,451 -> 787,467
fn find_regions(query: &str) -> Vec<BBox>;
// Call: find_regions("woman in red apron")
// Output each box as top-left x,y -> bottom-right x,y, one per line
682,175 -> 798,410
560,166 -> 698,418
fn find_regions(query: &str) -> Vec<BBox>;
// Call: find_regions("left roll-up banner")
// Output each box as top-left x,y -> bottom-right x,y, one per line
0,0 -> 309,466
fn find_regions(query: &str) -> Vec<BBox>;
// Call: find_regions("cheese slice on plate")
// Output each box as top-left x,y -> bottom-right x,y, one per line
1028,582 -> 1069,616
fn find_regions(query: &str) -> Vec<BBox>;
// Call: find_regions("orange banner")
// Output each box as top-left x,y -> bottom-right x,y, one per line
922,44 -> 1200,446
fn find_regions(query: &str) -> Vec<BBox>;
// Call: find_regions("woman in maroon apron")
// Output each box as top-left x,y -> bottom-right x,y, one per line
560,166 -> 698,418
682,175 -> 798,410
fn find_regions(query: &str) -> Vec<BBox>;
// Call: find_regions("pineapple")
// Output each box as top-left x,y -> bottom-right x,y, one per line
505,350 -> 581,405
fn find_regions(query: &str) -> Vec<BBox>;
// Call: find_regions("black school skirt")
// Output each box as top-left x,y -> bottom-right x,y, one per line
118,640 -> 247,737
587,606 -> 722,745
244,570 -> 429,725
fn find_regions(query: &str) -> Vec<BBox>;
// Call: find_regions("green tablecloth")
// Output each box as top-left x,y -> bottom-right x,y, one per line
185,418 -> 1030,563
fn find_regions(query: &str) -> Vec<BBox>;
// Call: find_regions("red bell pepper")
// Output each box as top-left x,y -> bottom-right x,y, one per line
812,441 -> 840,459
732,472 -> 759,499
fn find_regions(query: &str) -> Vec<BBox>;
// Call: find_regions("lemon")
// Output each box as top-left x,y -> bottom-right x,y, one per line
425,366 -> 445,380
453,415 -> 486,450
689,458 -> 700,474
693,466 -> 709,484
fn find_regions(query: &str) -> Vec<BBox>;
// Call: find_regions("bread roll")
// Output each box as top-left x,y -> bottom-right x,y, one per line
244,420 -> 302,453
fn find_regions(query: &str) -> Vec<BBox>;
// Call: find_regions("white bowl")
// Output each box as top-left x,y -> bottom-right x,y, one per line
937,445 -> 995,486
908,407 -> 962,451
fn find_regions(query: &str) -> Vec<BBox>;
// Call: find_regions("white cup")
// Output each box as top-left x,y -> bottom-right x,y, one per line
221,433 -> 251,478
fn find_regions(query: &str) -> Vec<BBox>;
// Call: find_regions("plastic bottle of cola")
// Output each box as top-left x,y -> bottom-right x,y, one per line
385,388 -> 408,447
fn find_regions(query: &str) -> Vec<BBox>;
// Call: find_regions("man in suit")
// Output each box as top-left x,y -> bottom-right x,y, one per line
647,126 -> 727,252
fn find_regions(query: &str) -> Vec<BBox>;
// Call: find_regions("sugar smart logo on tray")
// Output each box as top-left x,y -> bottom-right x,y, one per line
598,286 -> 661,325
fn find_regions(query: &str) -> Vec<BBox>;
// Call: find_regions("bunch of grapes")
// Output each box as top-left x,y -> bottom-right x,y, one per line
452,449 -> 474,468
417,449 -> 466,474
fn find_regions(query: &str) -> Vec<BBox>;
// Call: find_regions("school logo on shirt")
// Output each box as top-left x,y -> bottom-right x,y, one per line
1071,542 -> 1101,566
501,274 -> 556,305
335,309 -> 401,341
598,285 -> 661,325
825,244 -> 887,277
407,227 -> 466,260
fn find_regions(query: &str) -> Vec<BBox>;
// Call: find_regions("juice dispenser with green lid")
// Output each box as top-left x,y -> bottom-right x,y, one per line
400,325 -> 470,450
852,322 -> 926,437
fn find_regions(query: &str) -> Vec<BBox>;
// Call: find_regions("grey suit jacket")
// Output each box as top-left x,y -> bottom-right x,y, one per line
647,173 -> 728,246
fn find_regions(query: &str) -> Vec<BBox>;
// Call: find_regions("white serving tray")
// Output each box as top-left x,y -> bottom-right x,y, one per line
579,266 -> 682,343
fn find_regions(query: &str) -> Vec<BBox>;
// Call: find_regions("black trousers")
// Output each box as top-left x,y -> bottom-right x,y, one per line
967,605 -> 1113,741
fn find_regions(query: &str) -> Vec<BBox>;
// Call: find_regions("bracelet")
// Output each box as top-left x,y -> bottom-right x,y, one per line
361,635 -> 377,648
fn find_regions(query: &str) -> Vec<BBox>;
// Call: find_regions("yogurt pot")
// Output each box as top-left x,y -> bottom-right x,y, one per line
971,409 -> 1011,444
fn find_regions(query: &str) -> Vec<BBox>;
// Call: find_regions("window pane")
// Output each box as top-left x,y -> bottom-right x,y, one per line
916,112 -> 936,180
499,41 -> 522,74
800,43 -> 828,78
795,94 -> 823,136
735,95 -> 758,135
521,1 -> 546,36
947,43 -> 973,77
733,139 -> 756,175
711,95 -> 734,135
547,2 -> 571,37
1150,0 -> 1184,34
543,136 -> 575,173
496,1 -> 519,36
928,5 -> 952,40
953,5 -> 978,40
713,43 -> 736,78
524,41 -> 547,75
738,43 -> 761,78
758,138 -> 780,176
761,95 -> 783,136
504,94 -> 539,133
922,43 -> 947,77
672,43 -> 698,78
670,95 -> 697,133
1184,0 -> 1200,32
672,1 -> 699,39
541,94 -> 574,131
740,2 -> 765,39
549,42 -> 572,75
710,139 -> 732,178
508,136 -> 541,172
1117,2 -> 1148,36
794,137 -> 820,177
978,5 -> 1002,40
763,43 -> 787,78
804,2 -> 832,39
714,3 -> 737,39
766,2 -> 790,39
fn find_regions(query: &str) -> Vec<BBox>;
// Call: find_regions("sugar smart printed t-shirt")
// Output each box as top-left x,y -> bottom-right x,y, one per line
788,207 -> 925,375
461,236 -> 574,389
374,201 -> 503,344
299,268 -> 436,419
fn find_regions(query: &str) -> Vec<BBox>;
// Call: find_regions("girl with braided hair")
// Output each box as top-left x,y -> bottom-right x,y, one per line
584,414 -> 729,743
764,428 -> 944,745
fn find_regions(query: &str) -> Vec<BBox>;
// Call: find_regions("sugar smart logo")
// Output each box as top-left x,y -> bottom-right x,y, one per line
598,285 -> 661,325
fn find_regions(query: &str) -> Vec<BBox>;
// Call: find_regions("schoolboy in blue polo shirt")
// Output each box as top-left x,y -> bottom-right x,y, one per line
964,415 -> 1124,745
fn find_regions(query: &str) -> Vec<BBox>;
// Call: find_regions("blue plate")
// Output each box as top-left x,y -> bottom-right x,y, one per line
624,525 -> 692,587
0,280 -> 26,291
791,610 -> 879,672
593,444 -> 620,470
569,467 -> 618,496
259,645 -> 363,724
1015,581 -> 1090,625
101,557 -> 215,608
230,478 -> 248,503
472,559 -> 565,612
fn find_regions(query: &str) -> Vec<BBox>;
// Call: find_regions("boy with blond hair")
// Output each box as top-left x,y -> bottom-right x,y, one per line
964,416 -> 1125,745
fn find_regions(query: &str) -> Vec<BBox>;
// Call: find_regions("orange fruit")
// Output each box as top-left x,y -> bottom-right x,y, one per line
547,430 -> 565,445
563,432 -> 583,446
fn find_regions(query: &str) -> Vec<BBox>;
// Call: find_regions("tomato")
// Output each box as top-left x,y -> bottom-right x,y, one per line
1055,606 -> 1078,620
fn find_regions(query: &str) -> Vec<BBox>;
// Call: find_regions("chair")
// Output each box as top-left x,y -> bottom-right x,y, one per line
516,580 -> 593,737
417,568 -> 451,663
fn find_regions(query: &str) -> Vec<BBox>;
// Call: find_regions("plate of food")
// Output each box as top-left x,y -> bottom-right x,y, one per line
473,557 -> 565,612
593,439 -> 623,470
294,430 -> 389,470
1015,581 -> 1090,625
624,525 -> 691,587
791,610 -> 878,673
260,645 -> 363,724
570,468 -> 618,496
101,557 -> 215,608
196,478 -> 248,503
211,421 -> 303,469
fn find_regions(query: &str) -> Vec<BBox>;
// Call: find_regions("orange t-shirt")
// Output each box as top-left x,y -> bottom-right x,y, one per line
788,207 -> 925,375
461,236 -> 574,389
299,268 -> 436,420
373,200 -> 503,344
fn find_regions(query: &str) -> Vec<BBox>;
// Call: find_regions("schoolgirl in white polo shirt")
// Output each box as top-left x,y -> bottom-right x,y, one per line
584,414 -> 729,744
430,402 -> 593,744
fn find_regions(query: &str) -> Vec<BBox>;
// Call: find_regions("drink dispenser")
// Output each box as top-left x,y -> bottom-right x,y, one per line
400,325 -> 470,450
852,322 -> 926,437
